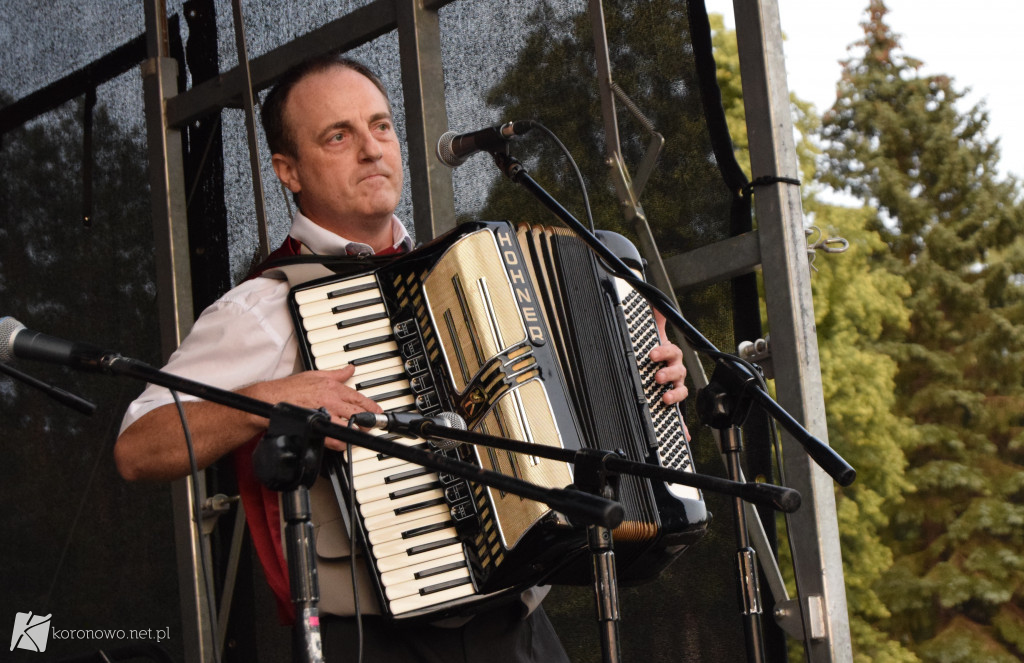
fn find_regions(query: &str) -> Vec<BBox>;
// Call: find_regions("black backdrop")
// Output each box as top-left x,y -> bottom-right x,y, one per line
0,2 -> 782,661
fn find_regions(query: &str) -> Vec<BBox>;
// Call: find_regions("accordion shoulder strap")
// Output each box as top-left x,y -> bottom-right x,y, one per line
261,262 -> 336,288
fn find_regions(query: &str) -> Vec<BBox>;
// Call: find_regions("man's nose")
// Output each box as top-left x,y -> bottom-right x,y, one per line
359,131 -> 384,160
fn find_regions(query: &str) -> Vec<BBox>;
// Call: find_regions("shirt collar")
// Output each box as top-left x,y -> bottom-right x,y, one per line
288,210 -> 414,256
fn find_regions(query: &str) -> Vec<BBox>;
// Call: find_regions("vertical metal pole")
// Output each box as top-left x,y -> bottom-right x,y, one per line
142,1 -> 213,661
143,0 -> 192,356
229,0 -> 271,260
731,0 -> 852,660
395,0 -> 456,242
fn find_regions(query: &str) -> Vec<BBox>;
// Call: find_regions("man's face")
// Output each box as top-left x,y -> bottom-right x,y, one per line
272,66 -> 404,243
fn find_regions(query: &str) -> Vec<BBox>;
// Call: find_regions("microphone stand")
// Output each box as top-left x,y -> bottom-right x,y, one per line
41,349 -> 624,663
488,151 -> 854,485
697,363 -> 766,663
484,149 -> 854,662
0,361 -> 96,415
410,419 -> 801,663
249,401 -> 331,663
414,421 -> 800,513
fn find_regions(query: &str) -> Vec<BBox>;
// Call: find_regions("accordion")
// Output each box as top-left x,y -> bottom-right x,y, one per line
288,221 -> 708,620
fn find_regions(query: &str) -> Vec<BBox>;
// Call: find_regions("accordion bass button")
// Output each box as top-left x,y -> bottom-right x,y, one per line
411,373 -> 433,393
450,500 -> 478,523
415,392 -> 440,410
394,320 -> 417,339
405,356 -> 428,374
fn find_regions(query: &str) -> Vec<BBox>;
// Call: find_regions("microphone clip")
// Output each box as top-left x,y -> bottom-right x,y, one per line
252,403 -> 330,491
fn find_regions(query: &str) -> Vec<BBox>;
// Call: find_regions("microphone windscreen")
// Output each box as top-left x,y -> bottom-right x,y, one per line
0,317 -> 25,363
435,131 -> 464,168
435,411 -> 467,431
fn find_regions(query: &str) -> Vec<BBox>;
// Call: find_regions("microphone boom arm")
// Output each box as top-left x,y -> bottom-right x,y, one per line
93,353 -> 624,529
418,421 -> 800,513
488,152 -> 855,487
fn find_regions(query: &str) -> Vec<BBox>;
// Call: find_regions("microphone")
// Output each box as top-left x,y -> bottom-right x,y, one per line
350,411 -> 467,445
435,121 -> 534,168
0,316 -> 111,371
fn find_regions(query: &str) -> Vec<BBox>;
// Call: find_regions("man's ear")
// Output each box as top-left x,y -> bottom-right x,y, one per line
271,153 -> 301,194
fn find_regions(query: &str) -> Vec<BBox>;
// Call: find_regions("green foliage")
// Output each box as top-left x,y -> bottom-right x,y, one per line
804,184 -> 921,663
819,2 -> 1024,661
475,0 -> 733,259
710,11 -> 922,658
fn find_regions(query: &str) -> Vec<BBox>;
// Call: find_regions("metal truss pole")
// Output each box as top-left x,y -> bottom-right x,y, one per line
142,1 -> 214,661
399,0 -> 456,241
731,0 -> 853,660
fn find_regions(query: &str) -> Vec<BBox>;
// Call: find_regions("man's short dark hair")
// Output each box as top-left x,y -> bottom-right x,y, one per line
261,53 -> 391,158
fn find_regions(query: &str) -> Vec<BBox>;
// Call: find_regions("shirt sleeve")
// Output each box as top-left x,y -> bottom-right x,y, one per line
119,277 -> 298,433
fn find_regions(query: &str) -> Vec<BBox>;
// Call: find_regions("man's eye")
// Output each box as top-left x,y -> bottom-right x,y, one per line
330,133 -> 346,142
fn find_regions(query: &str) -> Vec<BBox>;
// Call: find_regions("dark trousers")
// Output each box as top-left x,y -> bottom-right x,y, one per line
319,603 -> 569,663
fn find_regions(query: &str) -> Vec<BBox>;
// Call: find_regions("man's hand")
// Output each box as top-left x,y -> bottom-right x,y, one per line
116,364 -> 383,480
242,365 -> 383,451
650,341 -> 689,406
652,310 -> 689,406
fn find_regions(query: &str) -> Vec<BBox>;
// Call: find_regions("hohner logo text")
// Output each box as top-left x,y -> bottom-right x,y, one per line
495,228 -> 545,345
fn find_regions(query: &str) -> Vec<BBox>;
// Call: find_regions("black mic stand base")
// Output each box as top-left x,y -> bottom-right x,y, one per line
283,488 -> 324,663
574,449 -> 624,663
590,524 -> 621,663
255,404 -> 330,663
697,371 -> 767,663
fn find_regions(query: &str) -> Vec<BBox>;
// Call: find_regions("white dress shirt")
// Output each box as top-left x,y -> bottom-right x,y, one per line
120,211 -> 412,432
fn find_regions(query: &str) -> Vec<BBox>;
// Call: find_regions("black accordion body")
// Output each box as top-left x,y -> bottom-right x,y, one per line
288,221 -> 708,620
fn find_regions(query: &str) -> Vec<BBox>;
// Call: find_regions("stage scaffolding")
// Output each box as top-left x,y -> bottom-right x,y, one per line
0,1 -> 850,660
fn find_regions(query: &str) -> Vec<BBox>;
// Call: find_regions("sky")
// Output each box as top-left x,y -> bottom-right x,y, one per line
703,0 -> 1024,182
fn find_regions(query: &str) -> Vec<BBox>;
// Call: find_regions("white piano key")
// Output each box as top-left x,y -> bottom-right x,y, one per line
303,302 -> 389,334
359,487 -> 446,518
307,313 -> 391,344
311,325 -> 399,358
389,583 -> 477,615
376,540 -> 464,573
298,289 -> 382,318
349,432 -> 424,464
379,552 -> 467,588
353,451 -> 419,476
313,342 -> 401,369
358,379 -> 412,401
384,567 -> 471,601
367,511 -> 453,546
348,362 -> 409,388
347,355 -> 406,379
376,394 -> 416,411
293,274 -> 378,306
354,461 -> 432,492
371,525 -> 459,559
357,472 -> 441,504
363,503 -> 450,532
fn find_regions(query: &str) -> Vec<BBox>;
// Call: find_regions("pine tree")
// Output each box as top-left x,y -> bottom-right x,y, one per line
472,2 -> 931,658
819,2 -> 1024,660
712,12 -> 922,660
805,199 -> 922,663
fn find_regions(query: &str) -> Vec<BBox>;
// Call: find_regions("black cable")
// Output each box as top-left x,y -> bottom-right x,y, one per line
170,389 -> 222,663
524,121 -> 597,232
526,120 -> 764,384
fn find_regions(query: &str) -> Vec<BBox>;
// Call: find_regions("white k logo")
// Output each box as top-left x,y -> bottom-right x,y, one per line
10,612 -> 52,652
